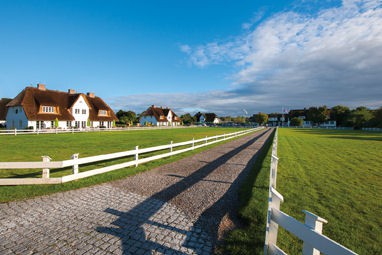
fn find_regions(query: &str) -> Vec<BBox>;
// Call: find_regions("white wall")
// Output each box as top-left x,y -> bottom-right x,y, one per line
6,106 -> 28,130
71,95 -> 90,128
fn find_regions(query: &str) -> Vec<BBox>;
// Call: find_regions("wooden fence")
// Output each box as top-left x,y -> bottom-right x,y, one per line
0,128 -> 262,185
0,125 -> 196,136
264,128 -> 358,255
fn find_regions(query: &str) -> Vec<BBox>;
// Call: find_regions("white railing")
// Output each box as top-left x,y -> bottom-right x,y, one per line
264,128 -> 357,255
0,125 -> 196,136
0,128 -> 263,185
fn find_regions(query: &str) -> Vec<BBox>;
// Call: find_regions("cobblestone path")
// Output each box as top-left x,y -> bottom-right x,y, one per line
0,128 -> 272,254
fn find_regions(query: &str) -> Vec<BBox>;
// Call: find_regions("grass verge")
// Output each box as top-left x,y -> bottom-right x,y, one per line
0,127 -> 255,202
276,128 -> 382,255
222,129 -> 275,254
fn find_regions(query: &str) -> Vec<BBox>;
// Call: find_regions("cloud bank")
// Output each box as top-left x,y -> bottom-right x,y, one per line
112,0 -> 382,116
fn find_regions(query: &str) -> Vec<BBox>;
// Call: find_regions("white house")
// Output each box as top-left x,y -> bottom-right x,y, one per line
139,105 -> 181,126
6,84 -> 118,130
197,113 -> 220,125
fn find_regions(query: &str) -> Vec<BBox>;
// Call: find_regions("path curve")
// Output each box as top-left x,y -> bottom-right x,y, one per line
0,128 -> 272,255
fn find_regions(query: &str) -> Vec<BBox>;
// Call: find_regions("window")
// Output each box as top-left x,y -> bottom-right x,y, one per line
42,106 -> 54,113
51,121 -> 54,128
67,121 -> 71,128
15,109 -> 18,114
75,109 -> 80,114
82,121 -> 86,128
82,109 -> 86,114
99,110 -> 107,116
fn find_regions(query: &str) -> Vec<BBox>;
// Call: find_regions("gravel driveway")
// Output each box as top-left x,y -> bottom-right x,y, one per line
0,128 -> 272,255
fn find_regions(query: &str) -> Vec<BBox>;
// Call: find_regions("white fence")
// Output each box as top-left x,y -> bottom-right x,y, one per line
264,128 -> 357,255
0,125 -> 196,136
0,128 -> 262,185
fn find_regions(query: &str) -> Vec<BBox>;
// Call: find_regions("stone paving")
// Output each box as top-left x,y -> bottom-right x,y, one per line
0,129 -> 272,254
0,185 -> 211,255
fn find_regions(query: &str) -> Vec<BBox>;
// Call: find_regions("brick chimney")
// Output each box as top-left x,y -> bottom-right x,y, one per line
37,83 -> 46,91
87,92 -> 95,98
68,89 -> 76,94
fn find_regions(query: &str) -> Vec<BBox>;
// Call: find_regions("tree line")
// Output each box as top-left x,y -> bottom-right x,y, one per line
115,105 -> 382,129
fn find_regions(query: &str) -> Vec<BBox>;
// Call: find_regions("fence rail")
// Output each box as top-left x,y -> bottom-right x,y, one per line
264,128 -> 357,255
0,126 -> 197,136
0,128 -> 263,185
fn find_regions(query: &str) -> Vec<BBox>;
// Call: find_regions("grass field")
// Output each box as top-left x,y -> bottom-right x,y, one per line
0,127 -> 249,202
276,128 -> 381,254
223,128 -> 381,255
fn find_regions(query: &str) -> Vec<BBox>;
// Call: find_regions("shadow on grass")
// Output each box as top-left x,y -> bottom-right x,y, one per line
222,129 -> 275,255
96,129 -> 272,254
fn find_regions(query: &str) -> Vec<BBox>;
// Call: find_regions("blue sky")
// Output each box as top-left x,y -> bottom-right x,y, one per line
1,0 -> 381,116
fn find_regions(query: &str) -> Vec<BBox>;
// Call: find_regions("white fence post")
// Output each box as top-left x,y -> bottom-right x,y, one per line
135,146 -> 139,167
71,153 -> 79,174
271,154 -> 279,188
170,141 -> 173,153
265,187 -> 284,255
302,210 -> 328,255
14,129 -> 17,136
205,136 -> 208,144
192,138 -> 195,150
41,156 -> 51,178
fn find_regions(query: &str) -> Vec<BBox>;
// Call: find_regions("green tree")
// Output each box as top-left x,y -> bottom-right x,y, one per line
180,113 -> 195,125
330,105 -> 351,126
371,107 -> 382,128
54,118 -> 59,129
290,117 -> 303,127
254,112 -> 268,125
116,110 -> 137,126
349,107 -> 373,129
307,106 -> 329,125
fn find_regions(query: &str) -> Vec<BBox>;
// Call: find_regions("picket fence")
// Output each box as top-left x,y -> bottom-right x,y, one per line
0,125 -> 194,136
264,128 -> 358,255
0,128 -> 262,185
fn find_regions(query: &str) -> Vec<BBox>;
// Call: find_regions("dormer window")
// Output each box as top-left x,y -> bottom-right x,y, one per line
99,110 -> 108,116
42,106 -> 55,113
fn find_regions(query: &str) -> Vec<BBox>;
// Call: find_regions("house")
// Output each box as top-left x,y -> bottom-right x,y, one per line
267,113 -> 288,127
288,109 -> 312,127
196,112 -> 221,125
6,84 -> 118,130
139,105 -> 181,126
0,98 -> 12,127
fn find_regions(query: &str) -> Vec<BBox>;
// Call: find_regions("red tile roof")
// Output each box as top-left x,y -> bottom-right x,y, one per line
141,105 -> 180,122
6,86 -> 117,122
0,98 -> 12,120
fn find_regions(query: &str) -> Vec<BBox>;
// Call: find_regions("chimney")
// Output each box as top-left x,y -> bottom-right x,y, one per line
68,89 -> 76,94
37,83 -> 46,91
87,92 -> 95,98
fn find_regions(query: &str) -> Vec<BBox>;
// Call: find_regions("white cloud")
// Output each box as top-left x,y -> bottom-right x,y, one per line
110,0 -> 382,116
178,0 -> 382,112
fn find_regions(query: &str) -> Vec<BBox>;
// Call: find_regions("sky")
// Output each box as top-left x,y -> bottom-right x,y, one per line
0,0 -> 381,116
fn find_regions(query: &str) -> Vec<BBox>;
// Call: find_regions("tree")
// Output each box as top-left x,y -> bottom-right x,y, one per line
254,112 -> 268,125
180,113 -> 195,125
290,117 -> 303,127
349,107 -> 373,129
330,105 -> 351,127
116,110 -> 137,126
54,118 -> 59,129
306,106 -> 329,125
371,107 -> 382,128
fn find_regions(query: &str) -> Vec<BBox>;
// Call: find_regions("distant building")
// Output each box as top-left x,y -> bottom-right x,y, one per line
139,105 -> 181,126
6,84 -> 118,130
195,112 -> 221,125
0,98 -> 12,127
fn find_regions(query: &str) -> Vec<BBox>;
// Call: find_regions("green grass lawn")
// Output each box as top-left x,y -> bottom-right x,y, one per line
0,127 -> 250,202
223,128 -> 381,255
276,128 -> 382,255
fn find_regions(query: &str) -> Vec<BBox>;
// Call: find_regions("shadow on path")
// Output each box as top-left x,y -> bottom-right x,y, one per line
96,129 -> 271,254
